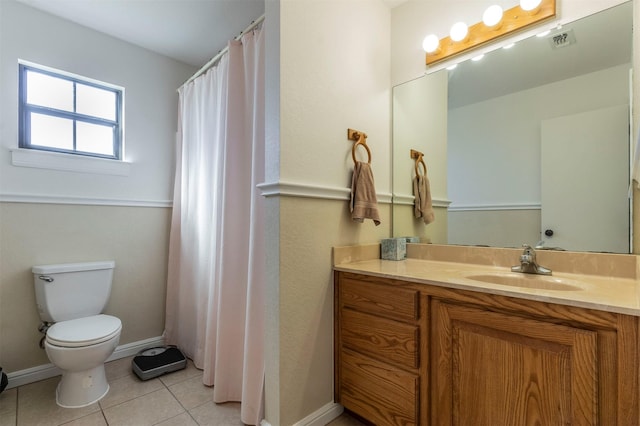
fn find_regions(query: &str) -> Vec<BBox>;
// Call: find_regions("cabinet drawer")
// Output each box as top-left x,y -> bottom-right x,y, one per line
339,349 -> 418,426
342,309 -> 419,368
341,276 -> 418,321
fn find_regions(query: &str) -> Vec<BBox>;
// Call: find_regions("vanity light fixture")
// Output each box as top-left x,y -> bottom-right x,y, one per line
520,0 -> 543,14
422,34 -> 440,54
482,5 -> 503,29
503,42 -> 516,49
450,22 -> 469,42
425,0 -> 555,66
471,54 -> 485,61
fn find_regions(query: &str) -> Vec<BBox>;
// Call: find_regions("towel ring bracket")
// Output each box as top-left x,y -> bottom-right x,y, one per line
348,128 -> 371,164
410,149 -> 427,176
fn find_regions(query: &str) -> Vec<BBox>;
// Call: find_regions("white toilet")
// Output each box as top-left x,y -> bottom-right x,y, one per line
32,261 -> 122,408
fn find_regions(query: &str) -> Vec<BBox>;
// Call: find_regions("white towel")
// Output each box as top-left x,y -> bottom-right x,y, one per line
350,161 -> 381,226
413,174 -> 435,225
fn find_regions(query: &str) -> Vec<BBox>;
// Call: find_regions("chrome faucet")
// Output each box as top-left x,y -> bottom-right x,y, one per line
511,244 -> 552,275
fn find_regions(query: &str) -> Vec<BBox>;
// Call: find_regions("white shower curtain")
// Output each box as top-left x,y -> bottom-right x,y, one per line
165,26 -> 265,425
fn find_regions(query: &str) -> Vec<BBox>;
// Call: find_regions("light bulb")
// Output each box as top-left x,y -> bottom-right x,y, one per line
450,22 -> 469,42
422,34 -> 440,53
482,5 -> 503,29
520,0 -> 542,14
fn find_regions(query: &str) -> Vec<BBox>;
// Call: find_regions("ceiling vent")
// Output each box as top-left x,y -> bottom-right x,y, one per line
549,29 -> 577,49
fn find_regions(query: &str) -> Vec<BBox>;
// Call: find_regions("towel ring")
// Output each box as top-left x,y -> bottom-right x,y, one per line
352,140 -> 372,164
410,149 -> 427,176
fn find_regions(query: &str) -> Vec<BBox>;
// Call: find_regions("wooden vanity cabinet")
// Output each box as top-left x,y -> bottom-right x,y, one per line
334,272 -> 429,425
334,271 -> 640,426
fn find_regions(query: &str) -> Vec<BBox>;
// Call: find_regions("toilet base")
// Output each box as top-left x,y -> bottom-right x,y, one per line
55,364 -> 109,408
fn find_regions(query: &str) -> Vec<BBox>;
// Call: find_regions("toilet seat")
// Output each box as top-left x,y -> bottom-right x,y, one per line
46,314 -> 122,348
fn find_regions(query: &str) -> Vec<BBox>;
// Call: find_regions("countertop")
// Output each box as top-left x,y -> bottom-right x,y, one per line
334,258 -> 640,316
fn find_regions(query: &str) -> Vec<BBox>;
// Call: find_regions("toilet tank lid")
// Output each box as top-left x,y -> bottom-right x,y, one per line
32,261 -> 115,274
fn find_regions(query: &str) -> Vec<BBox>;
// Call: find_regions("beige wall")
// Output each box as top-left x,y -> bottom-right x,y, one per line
449,209 -> 540,248
0,203 -> 170,371
264,0 -> 392,424
278,198 -> 390,424
393,205 -> 448,243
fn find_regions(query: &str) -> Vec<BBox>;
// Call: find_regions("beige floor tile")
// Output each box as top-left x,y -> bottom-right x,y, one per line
0,388 -> 16,426
188,401 -> 243,426
0,387 -> 17,417
105,356 -> 135,381
17,377 -> 100,426
102,388 -> 184,426
0,412 -> 16,426
153,412 -> 198,426
98,374 -> 163,409
168,375 -> 214,410
60,412 -> 108,426
158,359 -> 201,387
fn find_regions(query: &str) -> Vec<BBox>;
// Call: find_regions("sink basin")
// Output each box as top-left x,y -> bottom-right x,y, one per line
466,273 -> 582,291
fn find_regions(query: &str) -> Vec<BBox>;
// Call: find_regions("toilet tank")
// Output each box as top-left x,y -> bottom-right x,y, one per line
32,261 -> 115,323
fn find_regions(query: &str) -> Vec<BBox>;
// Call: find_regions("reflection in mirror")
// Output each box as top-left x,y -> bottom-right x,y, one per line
392,1 -> 632,253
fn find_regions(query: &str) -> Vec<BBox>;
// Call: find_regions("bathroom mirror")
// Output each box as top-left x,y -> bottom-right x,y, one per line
392,1 -> 633,253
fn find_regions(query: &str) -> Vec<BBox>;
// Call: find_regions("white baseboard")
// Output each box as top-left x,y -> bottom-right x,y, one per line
105,336 -> 165,361
259,402 -> 343,426
293,402 -> 344,426
5,336 -> 164,389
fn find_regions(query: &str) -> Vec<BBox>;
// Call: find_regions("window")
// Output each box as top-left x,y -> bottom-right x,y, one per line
19,62 -> 123,160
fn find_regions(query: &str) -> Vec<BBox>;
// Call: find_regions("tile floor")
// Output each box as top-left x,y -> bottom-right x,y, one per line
0,356 -> 364,426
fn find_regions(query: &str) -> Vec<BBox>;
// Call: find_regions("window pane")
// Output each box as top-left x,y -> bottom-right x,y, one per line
26,71 -> 73,112
30,113 -> 73,150
77,84 -> 116,121
77,122 -> 114,156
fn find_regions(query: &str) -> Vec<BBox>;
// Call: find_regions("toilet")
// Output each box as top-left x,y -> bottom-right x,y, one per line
32,261 -> 122,408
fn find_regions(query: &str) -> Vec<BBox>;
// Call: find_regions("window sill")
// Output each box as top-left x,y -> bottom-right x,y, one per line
11,148 -> 131,176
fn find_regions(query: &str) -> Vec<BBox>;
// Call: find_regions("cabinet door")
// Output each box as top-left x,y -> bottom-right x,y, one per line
431,300 -> 598,426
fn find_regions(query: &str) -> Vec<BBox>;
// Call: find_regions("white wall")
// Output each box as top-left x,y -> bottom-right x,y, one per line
392,70 -> 449,241
0,0 -> 195,203
264,0 -> 391,425
448,64 -> 629,207
0,1 -> 195,374
391,0 -> 628,86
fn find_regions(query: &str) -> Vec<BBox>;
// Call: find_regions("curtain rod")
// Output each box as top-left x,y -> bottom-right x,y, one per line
179,14 -> 265,90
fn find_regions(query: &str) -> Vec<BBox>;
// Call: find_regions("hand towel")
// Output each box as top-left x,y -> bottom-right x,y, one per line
413,174 -> 435,225
350,161 -> 381,226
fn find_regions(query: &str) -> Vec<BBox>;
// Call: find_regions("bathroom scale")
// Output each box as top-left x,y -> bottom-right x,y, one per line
132,346 -> 187,381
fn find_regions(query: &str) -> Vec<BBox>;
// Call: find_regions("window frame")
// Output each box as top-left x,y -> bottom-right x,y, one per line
18,62 -> 124,160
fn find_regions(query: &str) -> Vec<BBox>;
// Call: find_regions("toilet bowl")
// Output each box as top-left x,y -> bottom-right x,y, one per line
44,314 -> 122,408
32,261 -> 122,408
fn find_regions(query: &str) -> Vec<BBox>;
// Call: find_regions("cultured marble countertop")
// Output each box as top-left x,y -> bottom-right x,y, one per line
334,258 -> 640,316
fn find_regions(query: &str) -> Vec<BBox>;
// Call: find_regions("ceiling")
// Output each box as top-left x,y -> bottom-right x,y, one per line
15,0 -> 408,69
15,0 -> 266,68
